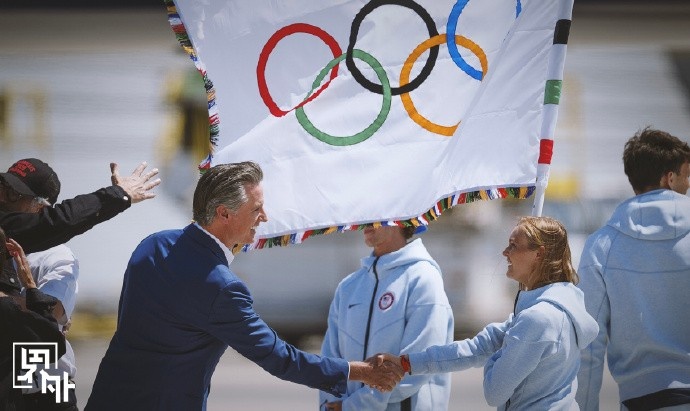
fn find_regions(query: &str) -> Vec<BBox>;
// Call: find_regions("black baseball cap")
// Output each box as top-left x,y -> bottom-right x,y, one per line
0,158 -> 61,205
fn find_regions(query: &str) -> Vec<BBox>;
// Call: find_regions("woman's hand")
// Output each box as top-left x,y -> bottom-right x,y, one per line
5,239 -> 36,289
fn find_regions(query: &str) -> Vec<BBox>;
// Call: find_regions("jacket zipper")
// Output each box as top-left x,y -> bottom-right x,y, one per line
362,256 -> 381,362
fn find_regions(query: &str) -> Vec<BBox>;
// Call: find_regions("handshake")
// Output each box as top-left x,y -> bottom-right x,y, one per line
349,353 -> 408,392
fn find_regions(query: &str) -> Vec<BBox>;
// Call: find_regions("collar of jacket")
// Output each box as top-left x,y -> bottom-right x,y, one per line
183,223 -> 232,266
359,238 -> 426,279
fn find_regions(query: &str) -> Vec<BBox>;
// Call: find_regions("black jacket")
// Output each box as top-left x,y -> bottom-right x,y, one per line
0,289 -> 66,411
0,185 -> 131,254
0,185 -> 131,293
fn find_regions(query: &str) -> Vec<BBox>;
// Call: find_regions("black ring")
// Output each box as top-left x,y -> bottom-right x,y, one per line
346,0 -> 439,96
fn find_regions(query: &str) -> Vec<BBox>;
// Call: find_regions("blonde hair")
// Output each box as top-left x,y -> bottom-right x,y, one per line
517,216 -> 578,289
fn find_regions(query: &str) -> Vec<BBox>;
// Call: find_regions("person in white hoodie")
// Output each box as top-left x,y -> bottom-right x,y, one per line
376,216 -> 599,410
320,224 -> 454,411
576,128 -> 690,411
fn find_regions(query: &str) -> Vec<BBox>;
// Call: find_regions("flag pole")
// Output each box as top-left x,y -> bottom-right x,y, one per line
532,163 -> 550,217
531,0 -> 574,217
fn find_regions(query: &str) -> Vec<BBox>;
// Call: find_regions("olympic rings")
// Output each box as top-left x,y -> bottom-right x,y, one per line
295,49 -> 391,146
257,23 -> 342,117
400,34 -> 488,137
256,0 -> 518,145
346,0 -> 439,96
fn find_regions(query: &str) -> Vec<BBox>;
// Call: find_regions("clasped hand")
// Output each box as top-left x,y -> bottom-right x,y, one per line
349,353 -> 405,392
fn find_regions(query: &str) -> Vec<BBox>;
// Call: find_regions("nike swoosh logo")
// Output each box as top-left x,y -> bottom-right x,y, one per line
348,303 -> 362,309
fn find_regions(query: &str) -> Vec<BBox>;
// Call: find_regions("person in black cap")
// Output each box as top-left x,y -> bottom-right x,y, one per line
0,158 -> 158,409
0,159 -> 81,410
0,157 -> 160,259
0,158 -> 60,213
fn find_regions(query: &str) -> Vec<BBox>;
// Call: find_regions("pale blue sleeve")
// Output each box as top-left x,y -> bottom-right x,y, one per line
576,238 -> 610,411
408,317 -> 511,375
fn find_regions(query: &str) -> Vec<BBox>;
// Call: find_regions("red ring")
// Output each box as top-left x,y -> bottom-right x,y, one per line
257,23 -> 342,117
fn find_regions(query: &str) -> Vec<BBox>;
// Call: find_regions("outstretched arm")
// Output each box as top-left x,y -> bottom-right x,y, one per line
207,277 -> 404,398
385,318 -> 511,376
1,161 -> 160,253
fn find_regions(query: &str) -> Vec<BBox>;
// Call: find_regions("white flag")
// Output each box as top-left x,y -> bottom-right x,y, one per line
166,0 -> 573,249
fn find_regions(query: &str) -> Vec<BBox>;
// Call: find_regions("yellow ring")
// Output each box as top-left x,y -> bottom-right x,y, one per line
400,34 -> 488,137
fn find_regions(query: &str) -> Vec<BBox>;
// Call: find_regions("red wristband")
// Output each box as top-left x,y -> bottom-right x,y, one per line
400,355 -> 411,374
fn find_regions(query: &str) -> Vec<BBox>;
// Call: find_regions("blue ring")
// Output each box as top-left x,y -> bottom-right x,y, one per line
446,0 -> 522,81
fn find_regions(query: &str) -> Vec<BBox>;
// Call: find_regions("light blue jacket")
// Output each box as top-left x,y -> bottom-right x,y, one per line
409,282 -> 598,410
576,190 -> 690,409
320,239 -> 454,411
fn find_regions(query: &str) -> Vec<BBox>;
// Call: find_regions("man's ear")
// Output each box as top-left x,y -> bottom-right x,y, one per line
536,245 -> 546,260
215,205 -> 230,221
659,170 -> 674,189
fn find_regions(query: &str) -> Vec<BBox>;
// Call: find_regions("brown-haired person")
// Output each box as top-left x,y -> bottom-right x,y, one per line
0,228 -> 66,410
375,216 -> 599,410
576,128 -> 690,411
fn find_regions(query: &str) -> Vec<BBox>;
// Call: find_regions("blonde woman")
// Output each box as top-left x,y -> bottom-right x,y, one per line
376,216 -> 598,410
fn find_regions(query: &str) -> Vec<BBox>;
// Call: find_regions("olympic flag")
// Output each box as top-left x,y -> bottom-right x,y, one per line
166,0 -> 573,250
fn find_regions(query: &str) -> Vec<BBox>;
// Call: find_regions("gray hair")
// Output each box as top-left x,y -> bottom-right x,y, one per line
192,161 -> 263,226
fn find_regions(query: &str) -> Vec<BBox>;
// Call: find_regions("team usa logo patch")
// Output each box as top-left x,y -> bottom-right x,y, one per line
378,292 -> 395,311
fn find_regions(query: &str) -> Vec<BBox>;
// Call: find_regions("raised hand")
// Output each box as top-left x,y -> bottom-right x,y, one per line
5,238 -> 36,289
110,161 -> 161,204
348,357 -> 404,392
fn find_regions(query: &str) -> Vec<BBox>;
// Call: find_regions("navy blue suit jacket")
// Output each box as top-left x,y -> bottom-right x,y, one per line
86,224 -> 348,410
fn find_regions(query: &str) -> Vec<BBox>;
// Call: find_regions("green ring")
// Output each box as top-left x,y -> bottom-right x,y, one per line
296,49 -> 391,146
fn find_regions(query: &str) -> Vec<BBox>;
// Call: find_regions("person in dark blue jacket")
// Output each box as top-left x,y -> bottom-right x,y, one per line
85,161 -> 403,411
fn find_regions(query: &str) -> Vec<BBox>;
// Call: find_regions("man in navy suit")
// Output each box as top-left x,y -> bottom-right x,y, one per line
86,161 -> 402,411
